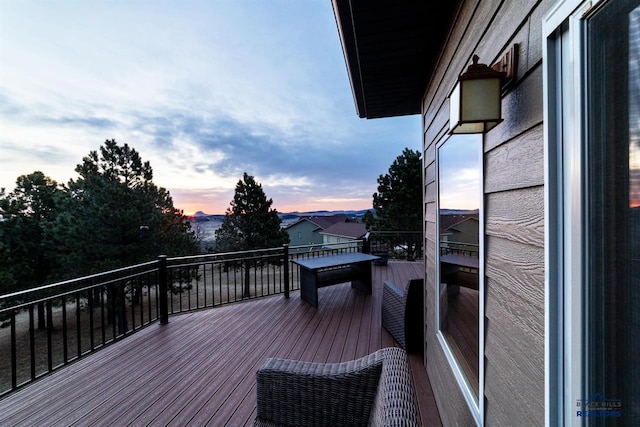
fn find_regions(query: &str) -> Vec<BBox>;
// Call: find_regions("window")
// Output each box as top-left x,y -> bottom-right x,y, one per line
544,0 -> 639,423
436,133 -> 483,421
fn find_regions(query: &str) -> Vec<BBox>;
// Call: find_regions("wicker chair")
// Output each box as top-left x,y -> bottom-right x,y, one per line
381,279 -> 424,353
252,347 -> 420,427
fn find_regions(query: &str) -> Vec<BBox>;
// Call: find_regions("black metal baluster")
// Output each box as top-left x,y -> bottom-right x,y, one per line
88,289 -> 95,350
120,283 -> 127,335
187,266 -> 192,311
140,276 -> 145,325
204,263 -> 208,307
196,265 -> 200,309
158,255 -> 168,324
131,280 -> 136,331
284,244 -> 290,298
46,300 -> 52,371
29,306 -> 35,380
147,274 -> 152,324
111,286 -> 117,340
100,287 -> 106,346
62,296 -> 68,363
221,263 -> 225,306
76,294 -> 81,357
11,310 -> 17,390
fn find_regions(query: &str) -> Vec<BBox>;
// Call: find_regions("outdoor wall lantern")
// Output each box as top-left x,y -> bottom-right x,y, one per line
449,46 -> 518,134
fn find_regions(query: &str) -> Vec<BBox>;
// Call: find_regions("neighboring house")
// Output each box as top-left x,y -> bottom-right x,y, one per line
285,215 -> 348,249
439,214 -> 479,245
320,222 -> 368,249
332,0 -> 638,425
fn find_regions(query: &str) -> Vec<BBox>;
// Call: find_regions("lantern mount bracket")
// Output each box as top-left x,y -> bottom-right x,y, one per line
491,43 -> 519,92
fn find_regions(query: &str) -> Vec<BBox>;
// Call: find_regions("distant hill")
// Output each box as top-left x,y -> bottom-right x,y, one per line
283,209 -> 373,219
186,211 -> 225,222
186,209 -> 374,223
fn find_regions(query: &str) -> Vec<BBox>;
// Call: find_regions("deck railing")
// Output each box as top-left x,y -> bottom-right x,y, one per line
0,241 -> 364,397
439,241 -> 479,257
367,231 -> 423,261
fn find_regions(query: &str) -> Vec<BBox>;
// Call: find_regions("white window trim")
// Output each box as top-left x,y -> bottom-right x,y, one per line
434,134 -> 485,426
543,1 -> 606,425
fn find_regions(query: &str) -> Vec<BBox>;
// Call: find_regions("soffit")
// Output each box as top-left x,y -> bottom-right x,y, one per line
332,0 -> 460,119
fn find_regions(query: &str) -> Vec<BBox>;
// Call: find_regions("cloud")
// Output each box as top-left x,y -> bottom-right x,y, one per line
0,0 -> 422,214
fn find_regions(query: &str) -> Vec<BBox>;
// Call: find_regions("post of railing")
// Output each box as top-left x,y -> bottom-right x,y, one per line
283,244 -> 290,299
363,232 -> 371,254
158,255 -> 169,325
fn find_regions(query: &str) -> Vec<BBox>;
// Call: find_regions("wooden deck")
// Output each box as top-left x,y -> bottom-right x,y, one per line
0,261 -> 440,426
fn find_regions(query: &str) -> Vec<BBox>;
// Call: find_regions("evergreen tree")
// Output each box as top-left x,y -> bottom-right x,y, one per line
215,173 -> 289,297
371,148 -> 422,258
372,148 -> 422,231
48,139 -> 198,279
363,210 -> 375,230
0,172 -> 64,327
215,173 -> 289,251
0,172 -> 62,294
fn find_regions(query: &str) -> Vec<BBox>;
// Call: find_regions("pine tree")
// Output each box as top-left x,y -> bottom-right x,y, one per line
215,173 -> 289,297
49,139 -> 199,278
372,148 -> 422,258
0,172 -> 61,293
0,172 -> 64,328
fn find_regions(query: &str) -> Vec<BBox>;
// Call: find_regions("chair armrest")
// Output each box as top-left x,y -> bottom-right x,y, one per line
404,279 -> 424,353
255,350 -> 385,427
369,348 -> 420,426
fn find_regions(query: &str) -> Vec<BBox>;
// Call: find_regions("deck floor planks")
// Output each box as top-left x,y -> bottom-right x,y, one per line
13,309 -> 227,426
181,297 -> 322,426
311,286 -> 353,363
0,261 -> 440,426
354,286 -> 374,359
69,304 -> 260,426
147,299 -> 294,424
4,315 -> 180,417
91,298 -> 295,426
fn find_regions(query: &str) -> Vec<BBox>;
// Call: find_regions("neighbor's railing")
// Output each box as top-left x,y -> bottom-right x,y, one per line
439,241 -> 479,257
0,240 -> 364,397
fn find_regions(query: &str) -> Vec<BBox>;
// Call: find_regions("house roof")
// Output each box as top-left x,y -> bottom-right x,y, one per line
439,214 -> 478,234
306,215 -> 348,229
285,215 -> 348,231
331,0 -> 461,119
321,222 -> 368,239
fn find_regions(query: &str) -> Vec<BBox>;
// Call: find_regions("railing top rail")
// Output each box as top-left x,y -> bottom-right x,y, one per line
288,240 -> 364,252
368,230 -> 422,234
165,247 -> 289,271
439,241 -> 479,248
0,259 -> 158,304
166,246 -> 285,265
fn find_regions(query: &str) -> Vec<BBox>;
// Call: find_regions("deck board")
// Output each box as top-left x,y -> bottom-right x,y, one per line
0,261 -> 441,426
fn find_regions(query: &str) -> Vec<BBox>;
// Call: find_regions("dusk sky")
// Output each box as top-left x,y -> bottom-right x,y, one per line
0,0 -> 421,215
438,134 -> 481,211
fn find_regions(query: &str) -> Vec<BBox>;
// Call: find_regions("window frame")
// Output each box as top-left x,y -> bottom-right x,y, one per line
543,0 -> 608,424
434,132 -> 485,425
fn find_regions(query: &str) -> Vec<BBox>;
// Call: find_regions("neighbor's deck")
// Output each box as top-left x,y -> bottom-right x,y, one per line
0,261 -> 440,426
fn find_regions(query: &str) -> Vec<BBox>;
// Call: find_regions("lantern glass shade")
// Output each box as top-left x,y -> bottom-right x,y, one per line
449,63 -> 504,134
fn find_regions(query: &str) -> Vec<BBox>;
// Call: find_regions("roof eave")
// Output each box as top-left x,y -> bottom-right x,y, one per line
331,0 -> 461,119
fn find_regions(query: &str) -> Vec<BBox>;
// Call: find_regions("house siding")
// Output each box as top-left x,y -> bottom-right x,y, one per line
286,220 -> 321,247
422,0 -> 552,424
